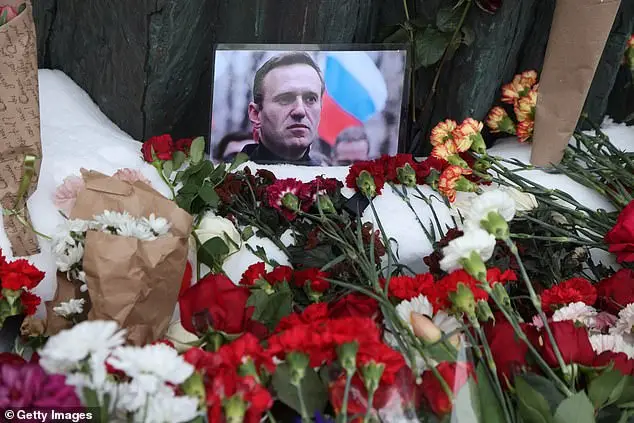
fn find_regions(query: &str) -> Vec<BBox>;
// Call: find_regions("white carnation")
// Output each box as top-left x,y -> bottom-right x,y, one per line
590,333 -> 634,359
552,302 -> 597,327
439,228 -> 496,273
464,189 -> 516,232
140,388 -> 201,423
611,303 -> 634,338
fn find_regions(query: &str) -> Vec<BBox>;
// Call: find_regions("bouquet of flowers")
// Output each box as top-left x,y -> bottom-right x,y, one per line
0,250 -> 43,327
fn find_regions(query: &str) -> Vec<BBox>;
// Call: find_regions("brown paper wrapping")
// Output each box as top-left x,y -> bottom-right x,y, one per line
46,170 -> 193,345
43,273 -> 86,336
530,0 -> 622,166
0,0 -> 42,256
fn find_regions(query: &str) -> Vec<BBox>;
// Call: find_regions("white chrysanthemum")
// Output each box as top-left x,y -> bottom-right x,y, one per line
53,298 -> 85,318
107,343 -> 194,392
439,228 -> 496,273
115,220 -> 156,241
142,214 -> 171,236
611,303 -> 634,337
552,302 -> 597,327
140,389 -> 201,423
94,210 -> 132,230
55,242 -> 84,272
464,190 -> 516,231
590,333 -> 634,359
39,320 -> 127,374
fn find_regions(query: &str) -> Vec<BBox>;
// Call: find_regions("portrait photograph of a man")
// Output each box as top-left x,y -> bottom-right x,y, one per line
209,46 -> 408,166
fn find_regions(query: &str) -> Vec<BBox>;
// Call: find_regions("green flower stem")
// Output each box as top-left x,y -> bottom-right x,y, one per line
154,162 -> 176,199
338,371 -> 355,423
293,380 -> 310,423
518,214 -> 605,244
266,411 -> 278,423
509,233 -> 604,248
503,237 -> 573,388
390,183 -> 435,244
414,187 -> 446,238
364,389 -> 376,423
468,315 -> 514,423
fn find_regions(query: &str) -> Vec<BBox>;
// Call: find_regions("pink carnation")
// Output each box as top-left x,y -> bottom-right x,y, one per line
112,168 -> 152,185
53,176 -> 85,215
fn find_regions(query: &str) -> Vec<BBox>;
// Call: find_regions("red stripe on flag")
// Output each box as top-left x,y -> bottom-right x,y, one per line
318,92 -> 362,145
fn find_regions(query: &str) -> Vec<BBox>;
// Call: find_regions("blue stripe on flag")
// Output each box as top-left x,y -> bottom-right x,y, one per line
324,56 -> 377,122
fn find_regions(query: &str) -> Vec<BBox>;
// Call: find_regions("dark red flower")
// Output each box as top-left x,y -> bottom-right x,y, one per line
0,250 -> 6,267
265,266 -> 293,286
141,134 -> 174,162
174,137 -> 193,154
345,160 -> 386,196
486,320 -> 532,385
540,278 -> 597,312
265,178 -> 308,221
178,261 -> 193,298
529,320 -> 595,367
328,293 -> 380,320
605,200 -> 634,263
0,259 -> 45,291
240,263 -> 267,286
179,273 -> 267,338
596,269 -> 634,314
19,291 -> 41,315
594,351 -> 634,376
293,268 -> 330,292
421,362 -> 475,416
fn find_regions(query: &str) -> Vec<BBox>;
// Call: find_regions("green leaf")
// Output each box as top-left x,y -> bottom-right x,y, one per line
189,137 -> 206,164
0,10 -> 7,27
554,392 -> 596,423
436,6 -> 461,32
414,27 -> 452,69
246,289 -> 269,308
172,151 -> 187,170
590,369 -> 628,409
616,377 -> 634,406
241,226 -> 255,241
424,339 -> 458,363
272,363 -> 328,416
288,244 -> 334,270
162,160 -> 174,177
228,153 -> 249,172
521,373 -> 566,414
383,26 -> 410,43
515,376 -> 554,423
198,183 -> 219,207
476,363 -> 506,423
197,237 -> 230,268
251,282 -> 293,330
209,164 -> 228,185
461,25 -> 475,46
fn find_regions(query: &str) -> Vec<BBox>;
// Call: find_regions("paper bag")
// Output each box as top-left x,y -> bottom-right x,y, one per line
69,170 -> 193,345
530,0 -> 621,166
0,0 -> 42,256
43,273 -> 87,336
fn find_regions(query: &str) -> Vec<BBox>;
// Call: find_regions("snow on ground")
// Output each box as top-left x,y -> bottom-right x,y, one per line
0,69 -> 633,320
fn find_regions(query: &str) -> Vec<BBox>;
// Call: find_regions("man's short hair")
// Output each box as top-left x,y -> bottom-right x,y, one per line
252,52 -> 325,107
335,126 -> 369,146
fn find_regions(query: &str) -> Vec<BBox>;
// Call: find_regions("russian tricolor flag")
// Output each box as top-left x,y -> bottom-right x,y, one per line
318,52 -> 388,145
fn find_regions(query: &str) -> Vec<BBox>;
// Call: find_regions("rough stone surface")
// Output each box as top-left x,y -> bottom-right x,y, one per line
31,0 -> 633,148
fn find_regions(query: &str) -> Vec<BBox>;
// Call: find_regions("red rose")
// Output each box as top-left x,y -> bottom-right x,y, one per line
594,351 -> 634,376
540,278 -> 597,312
19,291 -> 41,315
0,250 -> 6,267
605,200 -> 634,263
265,266 -> 293,285
174,137 -> 193,154
178,261 -> 193,298
179,273 -> 267,338
421,361 -> 475,416
141,134 -> 174,162
328,293 -> 379,320
486,320 -> 531,384
0,259 -> 45,291
597,269 -> 634,314
240,262 -> 266,286
529,320 -> 595,367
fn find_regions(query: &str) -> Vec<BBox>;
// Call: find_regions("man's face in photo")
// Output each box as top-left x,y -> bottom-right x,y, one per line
250,64 -> 323,160
332,139 -> 370,166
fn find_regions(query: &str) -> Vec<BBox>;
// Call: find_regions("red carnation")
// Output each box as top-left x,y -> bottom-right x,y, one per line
293,268 -> 330,293
357,341 -> 407,384
141,134 -> 174,162
596,269 -> 634,314
540,277 -> 597,312
605,200 -> 634,263
275,303 -> 329,333
594,351 -> 634,376
240,262 -> 267,286
19,291 -> 41,315
218,333 -> 276,375
381,273 -> 435,301
421,362 -> 475,416
435,270 -> 488,312
265,266 -> 293,286
346,160 -> 386,197
0,259 -> 45,291
265,178 -> 307,221
486,268 -> 517,285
